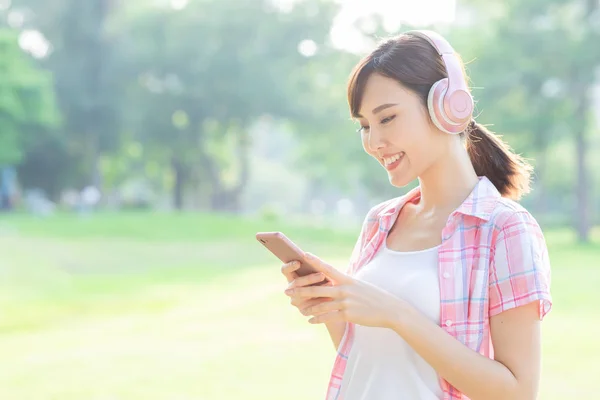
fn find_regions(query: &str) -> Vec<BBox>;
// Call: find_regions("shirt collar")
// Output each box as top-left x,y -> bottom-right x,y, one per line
378,176 -> 501,222
452,176 -> 501,221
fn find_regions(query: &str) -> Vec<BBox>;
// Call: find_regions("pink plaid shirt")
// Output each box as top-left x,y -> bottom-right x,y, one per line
326,176 -> 553,400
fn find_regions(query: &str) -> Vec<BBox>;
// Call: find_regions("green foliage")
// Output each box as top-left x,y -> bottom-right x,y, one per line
10,0 -> 123,190
0,29 -> 58,165
454,0 -> 600,239
112,0 -> 341,208
1,0 -> 598,235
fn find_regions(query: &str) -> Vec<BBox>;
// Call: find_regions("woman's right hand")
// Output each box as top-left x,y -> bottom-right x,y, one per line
281,261 -> 331,316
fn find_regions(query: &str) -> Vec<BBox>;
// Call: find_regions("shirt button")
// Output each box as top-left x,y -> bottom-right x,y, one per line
443,272 -> 450,279
445,320 -> 453,327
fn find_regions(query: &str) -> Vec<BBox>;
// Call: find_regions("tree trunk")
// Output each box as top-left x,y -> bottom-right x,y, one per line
533,147 -> 547,216
172,156 -> 186,210
201,127 -> 250,213
210,189 -> 236,211
225,130 -> 251,213
572,0 -> 598,242
87,0 -> 112,195
574,90 -> 590,242
199,149 -> 221,210
208,135 -> 250,213
86,131 -> 103,191
91,133 -> 102,190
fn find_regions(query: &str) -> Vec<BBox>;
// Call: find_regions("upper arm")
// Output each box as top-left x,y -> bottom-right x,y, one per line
490,302 -> 541,399
489,211 -> 552,398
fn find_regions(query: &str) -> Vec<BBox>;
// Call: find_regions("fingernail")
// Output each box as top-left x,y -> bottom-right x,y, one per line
285,289 -> 293,295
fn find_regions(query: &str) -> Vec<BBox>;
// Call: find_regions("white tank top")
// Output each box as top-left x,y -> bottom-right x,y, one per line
338,240 -> 443,400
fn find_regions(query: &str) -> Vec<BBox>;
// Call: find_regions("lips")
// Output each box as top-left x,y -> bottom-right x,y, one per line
381,152 -> 405,171
382,152 -> 404,166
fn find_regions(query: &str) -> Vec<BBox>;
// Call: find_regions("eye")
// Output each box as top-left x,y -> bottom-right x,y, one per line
357,125 -> 370,134
380,115 -> 396,125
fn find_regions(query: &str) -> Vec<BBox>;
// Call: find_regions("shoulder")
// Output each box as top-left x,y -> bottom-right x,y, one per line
365,185 -> 421,220
359,189 -> 418,228
488,197 -> 545,238
486,198 -> 548,271
353,197 -> 398,243
354,194 -> 409,244
364,196 -> 401,222
346,196 -> 404,274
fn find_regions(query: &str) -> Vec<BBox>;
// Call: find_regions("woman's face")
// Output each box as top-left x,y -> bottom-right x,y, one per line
355,73 -> 451,188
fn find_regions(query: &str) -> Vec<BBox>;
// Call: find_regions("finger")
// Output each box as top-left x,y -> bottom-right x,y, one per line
290,295 -> 333,308
295,297 -> 333,314
285,284 -> 339,299
302,300 -> 344,317
281,261 -> 301,283
288,272 -> 326,289
308,311 -> 345,324
304,253 -> 352,284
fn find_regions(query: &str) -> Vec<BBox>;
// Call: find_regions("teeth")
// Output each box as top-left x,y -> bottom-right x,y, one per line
383,152 -> 403,166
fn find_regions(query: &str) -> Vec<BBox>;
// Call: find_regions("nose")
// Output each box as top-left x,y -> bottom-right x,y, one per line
367,127 -> 386,151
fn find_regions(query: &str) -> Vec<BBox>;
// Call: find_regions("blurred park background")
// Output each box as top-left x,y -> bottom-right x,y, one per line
0,0 -> 599,399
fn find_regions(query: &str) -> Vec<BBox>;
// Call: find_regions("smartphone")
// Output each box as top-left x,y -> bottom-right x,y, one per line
255,231 -> 330,285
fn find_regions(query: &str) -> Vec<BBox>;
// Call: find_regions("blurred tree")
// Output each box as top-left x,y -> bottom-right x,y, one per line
455,0 -> 600,241
0,27 -> 60,202
13,0 -> 122,192
0,29 -> 57,166
116,0 -> 339,211
6,0 -> 598,228
290,15 -> 419,207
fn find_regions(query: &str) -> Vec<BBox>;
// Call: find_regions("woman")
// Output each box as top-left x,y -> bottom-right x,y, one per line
281,30 -> 552,400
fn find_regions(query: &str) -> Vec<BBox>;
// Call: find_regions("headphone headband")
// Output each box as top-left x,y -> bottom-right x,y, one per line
404,30 -> 474,134
405,30 -> 469,110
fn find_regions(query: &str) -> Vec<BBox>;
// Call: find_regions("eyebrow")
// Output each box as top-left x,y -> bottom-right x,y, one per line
355,103 -> 398,118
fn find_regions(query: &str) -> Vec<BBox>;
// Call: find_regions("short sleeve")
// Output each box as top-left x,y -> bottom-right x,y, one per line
489,211 -> 552,320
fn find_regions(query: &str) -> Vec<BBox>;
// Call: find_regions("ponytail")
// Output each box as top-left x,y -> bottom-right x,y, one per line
465,121 -> 533,200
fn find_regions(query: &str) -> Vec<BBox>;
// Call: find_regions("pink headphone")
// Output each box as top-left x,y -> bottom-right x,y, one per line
406,30 -> 474,134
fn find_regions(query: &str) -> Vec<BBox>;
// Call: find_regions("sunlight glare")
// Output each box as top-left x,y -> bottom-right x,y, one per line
18,30 -> 51,59
170,0 -> 189,11
331,0 -> 456,52
7,10 -> 24,28
298,39 -> 318,57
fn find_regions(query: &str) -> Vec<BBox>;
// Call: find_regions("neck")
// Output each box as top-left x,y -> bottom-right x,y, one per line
416,141 -> 480,216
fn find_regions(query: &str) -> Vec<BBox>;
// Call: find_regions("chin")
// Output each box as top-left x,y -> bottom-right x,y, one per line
388,173 -> 415,188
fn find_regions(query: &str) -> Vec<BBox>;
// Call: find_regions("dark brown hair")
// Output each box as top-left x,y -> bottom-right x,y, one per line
347,33 -> 532,200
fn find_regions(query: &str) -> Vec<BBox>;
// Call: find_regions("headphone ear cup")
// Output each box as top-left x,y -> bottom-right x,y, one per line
447,89 -> 474,122
427,78 -> 470,134
427,79 -> 452,134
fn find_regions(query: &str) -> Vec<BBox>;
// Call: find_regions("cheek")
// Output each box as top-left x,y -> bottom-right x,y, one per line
406,133 -> 444,169
401,128 -> 438,165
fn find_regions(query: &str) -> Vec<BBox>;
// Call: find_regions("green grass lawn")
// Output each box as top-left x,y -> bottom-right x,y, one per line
0,212 -> 598,399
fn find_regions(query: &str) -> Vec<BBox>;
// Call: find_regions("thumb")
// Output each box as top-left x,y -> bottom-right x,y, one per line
305,252 -> 352,283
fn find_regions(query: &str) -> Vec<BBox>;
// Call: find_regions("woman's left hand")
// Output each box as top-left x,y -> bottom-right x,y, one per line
284,253 -> 403,328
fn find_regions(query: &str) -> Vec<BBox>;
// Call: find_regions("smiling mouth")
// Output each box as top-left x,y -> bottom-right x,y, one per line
382,152 -> 405,171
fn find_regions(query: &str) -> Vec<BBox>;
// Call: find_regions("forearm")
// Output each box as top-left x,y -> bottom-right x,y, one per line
388,301 -> 528,400
325,321 -> 346,349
